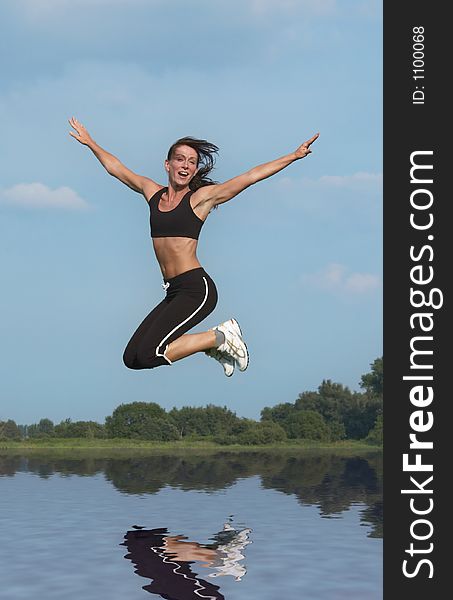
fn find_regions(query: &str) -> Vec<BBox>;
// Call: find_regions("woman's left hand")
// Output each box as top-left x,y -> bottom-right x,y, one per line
294,132 -> 320,159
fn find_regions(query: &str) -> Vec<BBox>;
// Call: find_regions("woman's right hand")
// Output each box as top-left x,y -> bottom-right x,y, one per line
67,116 -> 160,201
68,116 -> 94,146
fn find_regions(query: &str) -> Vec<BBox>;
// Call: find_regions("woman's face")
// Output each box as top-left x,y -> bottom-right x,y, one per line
165,144 -> 199,186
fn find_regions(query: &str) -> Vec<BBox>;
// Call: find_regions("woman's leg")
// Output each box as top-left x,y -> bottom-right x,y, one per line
165,329 -> 217,362
123,269 -> 218,369
123,298 -> 168,369
150,278 -> 217,365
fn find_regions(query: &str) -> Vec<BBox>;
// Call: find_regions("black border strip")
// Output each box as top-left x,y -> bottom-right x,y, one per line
384,2 -> 447,596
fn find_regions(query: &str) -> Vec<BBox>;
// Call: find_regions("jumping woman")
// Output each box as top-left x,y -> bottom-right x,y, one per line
68,118 -> 319,377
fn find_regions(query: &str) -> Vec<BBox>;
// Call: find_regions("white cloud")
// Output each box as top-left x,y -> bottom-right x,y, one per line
249,0 -> 336,16
0,183 -> 90,210
357,0 -> 382,18
273,171 -> 382,221
15,0 -> 150,15
16,0 -> 334,19
343,271 -> 380,294
277,171 -> 382,194
318,172 -> 383,190
304,262 -> 380,295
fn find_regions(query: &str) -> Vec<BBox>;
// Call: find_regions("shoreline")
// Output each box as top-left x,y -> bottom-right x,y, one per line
1,438 -> 381,453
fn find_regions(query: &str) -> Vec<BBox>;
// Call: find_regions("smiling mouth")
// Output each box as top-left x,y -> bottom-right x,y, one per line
178,171 -> 189,178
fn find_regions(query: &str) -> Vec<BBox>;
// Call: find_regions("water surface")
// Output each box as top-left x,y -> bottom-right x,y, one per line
0,450 -> 382,599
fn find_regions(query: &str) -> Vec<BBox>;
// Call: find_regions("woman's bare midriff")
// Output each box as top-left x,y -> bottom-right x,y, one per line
152,237 -> 201,280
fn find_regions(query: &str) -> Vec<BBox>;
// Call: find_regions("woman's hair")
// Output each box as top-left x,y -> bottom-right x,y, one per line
167,136 -> 219,191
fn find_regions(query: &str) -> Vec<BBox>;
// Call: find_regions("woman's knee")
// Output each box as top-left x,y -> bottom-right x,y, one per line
123,349 -> 140,370
123,348 -> 170,370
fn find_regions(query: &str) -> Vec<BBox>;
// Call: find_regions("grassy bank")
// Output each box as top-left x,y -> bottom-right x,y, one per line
1,437 -> 381,454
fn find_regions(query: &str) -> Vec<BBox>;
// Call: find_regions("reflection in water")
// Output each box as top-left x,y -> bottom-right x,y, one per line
121,521 -> 252,599
1,451 -> 382,599
0,450 -> 383,537
205,522 -> 252,581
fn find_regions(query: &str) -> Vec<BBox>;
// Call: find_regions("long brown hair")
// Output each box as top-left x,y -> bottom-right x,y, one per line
167,136 -> 219,190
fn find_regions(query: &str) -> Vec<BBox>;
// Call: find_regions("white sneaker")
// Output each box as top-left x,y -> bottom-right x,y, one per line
205,347 -> 235,377
214,318 -> 249,372
226,317 -> 242,338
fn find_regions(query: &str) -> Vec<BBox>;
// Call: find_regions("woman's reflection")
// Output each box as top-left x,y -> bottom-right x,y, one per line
121,522 -> 251,599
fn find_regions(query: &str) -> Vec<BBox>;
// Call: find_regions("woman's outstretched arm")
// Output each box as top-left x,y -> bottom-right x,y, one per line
68,117 -> 161,201
194,132 -> 319,210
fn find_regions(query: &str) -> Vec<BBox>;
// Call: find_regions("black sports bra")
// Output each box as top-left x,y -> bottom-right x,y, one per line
148,187 -> 204,240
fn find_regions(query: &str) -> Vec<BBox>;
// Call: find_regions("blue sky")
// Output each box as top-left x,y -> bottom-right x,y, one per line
0,0 -> 382,425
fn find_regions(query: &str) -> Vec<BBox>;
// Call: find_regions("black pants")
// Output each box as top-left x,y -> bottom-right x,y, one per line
123,267 -> 218,369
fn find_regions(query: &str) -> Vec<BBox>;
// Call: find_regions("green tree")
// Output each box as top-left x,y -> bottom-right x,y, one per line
17,424 -> 27,438
301,380 -> 355,424
230,418 -> 257,436
168,405 -> 239,438
296,380 -> 379,440
354,357 -> 383,439
283,410 -> 331,441
105,402 -> 178,440
28,418 -> 55,438
260,402 -> 295,425
342,394 -> 382,439
235,421 -> 287,445
54,418 -> 72,438
128,417 -> 179,441
365,413 -> 383,445
328,420 -> 347,441
0,420 -> 21,440
38,418 -> 55,435
360,357 -> 383,396
55,419 -> 106,438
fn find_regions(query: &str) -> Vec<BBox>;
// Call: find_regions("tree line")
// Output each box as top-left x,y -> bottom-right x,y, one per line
1,357 -> 382,445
